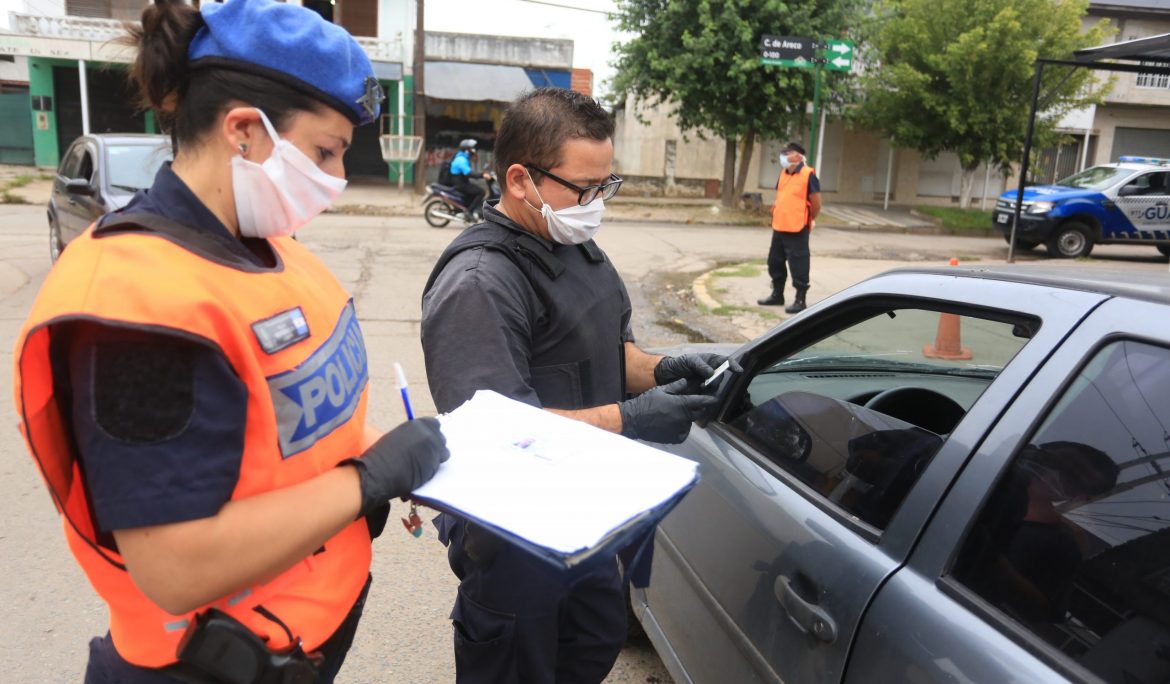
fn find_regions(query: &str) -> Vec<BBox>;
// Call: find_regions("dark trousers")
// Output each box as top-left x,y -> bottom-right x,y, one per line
766,226 -> 811,293
83,576 -> 372,684
441,516 -> 626,684
454,176 -> 486,216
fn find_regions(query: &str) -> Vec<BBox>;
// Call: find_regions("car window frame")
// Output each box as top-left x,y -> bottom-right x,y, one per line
900,296 -> 1170,684
712,294 -> 1042,541
76,144 -> 97,187
705,273 -> 1109,561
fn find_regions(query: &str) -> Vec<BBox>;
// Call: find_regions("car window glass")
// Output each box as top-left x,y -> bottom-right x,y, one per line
724,307 -> 1032,530
59,145 -> 83,179
952,340 -> 1170,683
1122,172 -> 1169,196
77,149 -> 94,183
1056,165 -> 1130,191
107,144 -> 171,192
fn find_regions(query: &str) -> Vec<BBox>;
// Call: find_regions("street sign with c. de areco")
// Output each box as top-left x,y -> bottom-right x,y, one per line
760,35 -> 818,63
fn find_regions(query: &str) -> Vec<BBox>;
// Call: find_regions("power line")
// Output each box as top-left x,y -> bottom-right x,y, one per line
515,0 -> 616,15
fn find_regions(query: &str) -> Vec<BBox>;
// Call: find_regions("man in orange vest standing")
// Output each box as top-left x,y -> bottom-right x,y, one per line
758,141 -> 822,313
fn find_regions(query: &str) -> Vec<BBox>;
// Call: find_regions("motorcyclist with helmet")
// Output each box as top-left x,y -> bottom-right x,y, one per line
450,139 -> 488,220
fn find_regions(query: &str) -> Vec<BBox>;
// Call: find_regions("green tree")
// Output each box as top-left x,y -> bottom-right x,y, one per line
856,0 -> 1111,208
612,0 -> 857,207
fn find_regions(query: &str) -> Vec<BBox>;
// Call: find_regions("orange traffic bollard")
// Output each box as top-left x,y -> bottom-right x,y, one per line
924,258 -> 972,360
924,313 -> 972,360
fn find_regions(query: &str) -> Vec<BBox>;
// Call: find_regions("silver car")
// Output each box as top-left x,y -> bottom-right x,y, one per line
637,266 -> 1170,684
48,133 -> 171,262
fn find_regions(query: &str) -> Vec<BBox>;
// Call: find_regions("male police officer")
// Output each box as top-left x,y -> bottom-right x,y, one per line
758,141 -> 821,313
421,88 -> 726,684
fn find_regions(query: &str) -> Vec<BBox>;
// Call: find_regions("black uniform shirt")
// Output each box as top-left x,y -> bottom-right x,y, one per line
421,203 -> 635,414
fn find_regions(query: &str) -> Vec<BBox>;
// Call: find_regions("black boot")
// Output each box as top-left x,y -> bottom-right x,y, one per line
784,289 -> 807,314
757,287 -> 785,306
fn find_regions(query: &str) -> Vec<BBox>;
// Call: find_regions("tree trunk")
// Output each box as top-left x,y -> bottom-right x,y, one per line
958,163 -> 979,209
721,137 -> 737,208
734,129 -> 757,202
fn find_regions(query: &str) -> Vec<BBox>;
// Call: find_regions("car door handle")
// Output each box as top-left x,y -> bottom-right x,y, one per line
774,575 -> 837,643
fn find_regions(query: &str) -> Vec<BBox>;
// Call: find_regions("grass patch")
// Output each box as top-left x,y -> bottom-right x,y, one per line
1,190 -> 28,204
712,262 -> 764,278
712,304 -> 778,320
916,205 -> 994,232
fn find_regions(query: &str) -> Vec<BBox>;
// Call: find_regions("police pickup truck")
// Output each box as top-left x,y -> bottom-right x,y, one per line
993,156 -> 1170,259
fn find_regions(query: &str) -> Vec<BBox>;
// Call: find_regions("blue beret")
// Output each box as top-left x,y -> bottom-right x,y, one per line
188,0 -> 382,125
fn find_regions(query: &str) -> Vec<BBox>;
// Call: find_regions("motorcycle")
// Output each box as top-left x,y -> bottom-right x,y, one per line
423,173 -> 501,228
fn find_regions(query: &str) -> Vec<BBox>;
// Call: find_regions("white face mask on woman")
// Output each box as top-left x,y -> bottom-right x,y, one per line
525,169 -> 606,245
231,108 -> 347,239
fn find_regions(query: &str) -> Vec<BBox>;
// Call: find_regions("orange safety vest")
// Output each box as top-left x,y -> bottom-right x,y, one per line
771,164 -> 816,233
13,220 -> 372,668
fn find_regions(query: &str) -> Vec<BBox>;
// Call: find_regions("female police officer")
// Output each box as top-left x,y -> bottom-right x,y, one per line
13,0 -> 447,681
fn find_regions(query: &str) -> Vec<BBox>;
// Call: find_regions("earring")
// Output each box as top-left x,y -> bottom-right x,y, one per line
238,143 -> 248,154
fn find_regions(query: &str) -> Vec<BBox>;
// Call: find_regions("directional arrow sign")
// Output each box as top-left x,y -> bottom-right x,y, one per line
823,39 -> 855,72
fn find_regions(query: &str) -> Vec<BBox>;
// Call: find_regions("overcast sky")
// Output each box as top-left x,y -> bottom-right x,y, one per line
427,0 -> 627,98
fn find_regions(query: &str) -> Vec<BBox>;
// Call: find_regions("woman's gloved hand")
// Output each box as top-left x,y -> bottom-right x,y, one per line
346,417 -> 449,516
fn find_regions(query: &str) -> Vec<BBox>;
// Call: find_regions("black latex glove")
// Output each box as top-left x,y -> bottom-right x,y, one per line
346,417 -> 449,517
619,378 -> 721,444
654,353 -> 729,387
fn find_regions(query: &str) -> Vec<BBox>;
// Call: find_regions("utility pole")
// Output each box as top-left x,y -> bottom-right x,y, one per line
412,0 -> 427,194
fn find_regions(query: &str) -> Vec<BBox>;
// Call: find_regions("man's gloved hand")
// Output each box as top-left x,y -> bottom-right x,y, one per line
346,417 -> 449,517
654,353 -> 741,387
619,378 -> 721,444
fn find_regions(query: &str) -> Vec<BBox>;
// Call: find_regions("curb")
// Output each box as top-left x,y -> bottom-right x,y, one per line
690,271 -> 723,311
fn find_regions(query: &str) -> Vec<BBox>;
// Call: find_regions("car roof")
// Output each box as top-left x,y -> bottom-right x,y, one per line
882,265 -> 1170,305
82,134 -> 170,146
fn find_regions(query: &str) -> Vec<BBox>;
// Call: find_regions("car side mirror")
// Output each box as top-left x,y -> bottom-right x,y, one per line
1118,185 -> 1140,197
66,178 -> 94,196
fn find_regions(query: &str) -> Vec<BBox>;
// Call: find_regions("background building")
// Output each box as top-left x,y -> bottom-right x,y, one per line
0,0 -> 584,184
613,0 -> 1170,207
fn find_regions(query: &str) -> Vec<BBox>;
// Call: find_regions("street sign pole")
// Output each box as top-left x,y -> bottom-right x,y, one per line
810,60 -> 823,170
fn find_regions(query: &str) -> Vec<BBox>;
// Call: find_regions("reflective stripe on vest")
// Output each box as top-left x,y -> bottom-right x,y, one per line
13,225 -> 372,667
771,165 -> 815,233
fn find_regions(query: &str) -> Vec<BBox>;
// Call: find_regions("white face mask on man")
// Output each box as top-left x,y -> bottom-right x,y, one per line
524,169 -> 606,245
231,108 -> 347,239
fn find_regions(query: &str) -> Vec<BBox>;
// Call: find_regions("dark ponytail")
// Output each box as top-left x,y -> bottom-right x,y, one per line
121,0 -> 324,151
122,0 -> 203,133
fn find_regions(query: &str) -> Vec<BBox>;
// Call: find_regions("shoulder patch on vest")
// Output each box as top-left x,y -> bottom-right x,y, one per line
252,307 -> 311,355
267,301 -> 368,458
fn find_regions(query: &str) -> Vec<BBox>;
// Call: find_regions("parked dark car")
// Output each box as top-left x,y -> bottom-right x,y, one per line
48,134 -> 171,261
638,266 -> 1170,684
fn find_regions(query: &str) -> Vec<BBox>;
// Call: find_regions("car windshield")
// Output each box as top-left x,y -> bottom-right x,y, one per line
1055,165 -> 1130,191
107,143 -> 171,192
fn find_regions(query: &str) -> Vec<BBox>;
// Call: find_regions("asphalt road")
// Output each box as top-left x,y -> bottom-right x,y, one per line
0,203 -> 1164,682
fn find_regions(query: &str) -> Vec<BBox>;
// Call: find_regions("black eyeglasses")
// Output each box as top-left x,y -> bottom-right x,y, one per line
526,164 -> 623,206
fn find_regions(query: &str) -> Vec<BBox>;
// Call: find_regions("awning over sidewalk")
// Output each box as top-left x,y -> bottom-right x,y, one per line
424,61 -> 533,102
1074,32 -> 1170,62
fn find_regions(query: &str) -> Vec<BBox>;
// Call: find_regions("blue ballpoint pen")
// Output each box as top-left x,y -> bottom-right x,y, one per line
394,362 -> 415,421
393,362 -> 423,537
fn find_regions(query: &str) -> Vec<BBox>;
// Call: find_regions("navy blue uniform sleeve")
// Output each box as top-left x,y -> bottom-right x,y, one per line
67,322 -> 246,532
808,171 -> 821,195
421,248 -> 542,413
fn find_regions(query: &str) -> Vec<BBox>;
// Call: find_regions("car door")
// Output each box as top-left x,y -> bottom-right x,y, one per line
1113,171 -> 1170,240
845,296 -> 1170,683
52,142 -> 84,230
56,141 -> 102,243
637,272 -> 1105,684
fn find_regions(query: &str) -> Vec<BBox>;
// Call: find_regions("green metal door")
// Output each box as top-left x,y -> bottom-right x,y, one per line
0,92 -> 35,165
